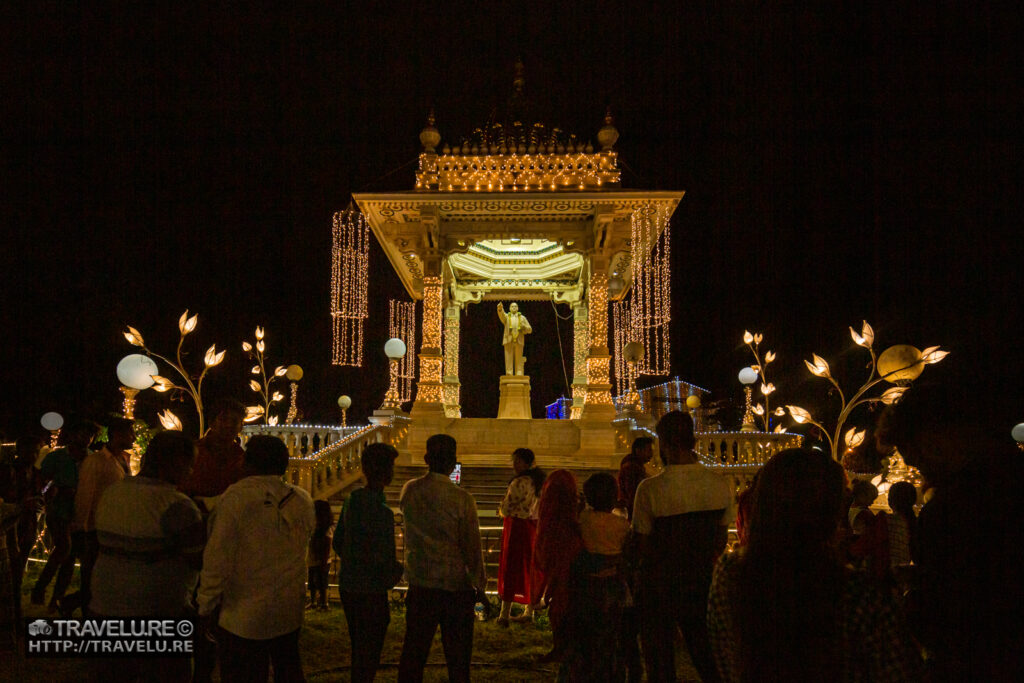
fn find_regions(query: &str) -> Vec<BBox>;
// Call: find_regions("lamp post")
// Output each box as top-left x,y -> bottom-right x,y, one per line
41,412 -> 63,449
381,338 -> 407,410
116,354 -> 158,420
337,395 -> 352,430
738,367 -> 758,432
1013,423 -> 1024,452
623,341 -> 644,410
285,365 -> 303,424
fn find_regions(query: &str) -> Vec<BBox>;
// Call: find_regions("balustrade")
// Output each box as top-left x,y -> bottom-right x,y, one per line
697,430 -> 802,470
241,423 -> 387,500
241,423 -> 360,458
696,430 -> 803,504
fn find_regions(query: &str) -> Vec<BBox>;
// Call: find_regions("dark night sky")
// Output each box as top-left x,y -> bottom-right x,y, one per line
2,3 -> 1021,440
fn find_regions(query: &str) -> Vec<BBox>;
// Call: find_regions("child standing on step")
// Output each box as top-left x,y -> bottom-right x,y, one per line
307,500 -> 333,610
562,472 -> 632,681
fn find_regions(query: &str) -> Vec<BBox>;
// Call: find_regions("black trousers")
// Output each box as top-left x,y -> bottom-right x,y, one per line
60,530 -> 98,614
397,586 -> 475,683
620,605 -> 643,683
90,611 -> 191,683
340,590 -> 391,683
32,516 -> 70,602
639,579 -> 719,683
219,627 -> 304,683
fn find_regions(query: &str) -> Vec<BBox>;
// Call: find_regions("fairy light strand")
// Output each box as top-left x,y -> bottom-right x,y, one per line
612,300 -> 631,397
416,150 -> 621,192
629,202 -> 672,375
389,300 -> 417,402
331,207 -> 370,366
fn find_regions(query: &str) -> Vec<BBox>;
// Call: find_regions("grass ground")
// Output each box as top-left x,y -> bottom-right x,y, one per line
8,561 -> 702,681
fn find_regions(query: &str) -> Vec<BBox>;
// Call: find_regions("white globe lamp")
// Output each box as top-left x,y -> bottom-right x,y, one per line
41,411 -> 64,448
738,367 -> 758,432
738,367 -> 758,385
117,353 -> 158,420
384,338 -> 407,360
381,339 -> 406,409
337,394 -> 352,429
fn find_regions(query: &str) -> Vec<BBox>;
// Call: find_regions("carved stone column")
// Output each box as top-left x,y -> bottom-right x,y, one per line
442,303 -> 462,417
581,267 -> 615,420
411,274 -> 446,417
570,301 -> 589,419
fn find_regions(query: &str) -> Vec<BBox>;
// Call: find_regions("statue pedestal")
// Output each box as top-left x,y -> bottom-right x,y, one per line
497,375 -> 532,419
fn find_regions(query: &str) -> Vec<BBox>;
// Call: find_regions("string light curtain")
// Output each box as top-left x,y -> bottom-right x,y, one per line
629,202 -> 672,375
331,205 -> 370,366
389,300 -> 417,402
612,300 -> 634,397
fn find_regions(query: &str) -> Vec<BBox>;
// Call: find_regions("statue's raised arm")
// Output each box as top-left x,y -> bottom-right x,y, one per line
497,302 -> 506,323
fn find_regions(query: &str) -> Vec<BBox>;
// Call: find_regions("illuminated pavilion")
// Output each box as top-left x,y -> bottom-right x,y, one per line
337,107 -> 687,468
250,95 -> 801,499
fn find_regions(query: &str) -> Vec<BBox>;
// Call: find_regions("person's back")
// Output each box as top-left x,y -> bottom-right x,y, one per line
209,474 -> 314,631
632,411 -> 731,683
198,435 -> 315,683
336,443 -> 403,683
579,472 -> 630,557
707,448 -> 921,683
634,461 -> 732,582
91,474 -> 202,617
400,471 -> 482,592
31,420 -> 96,609
916,451 -> 1023,676
179,400 -> 246,500
877,386 -> 1024,680
563,473 -> 632,681
90,431 -> 203,683
617,437 -> 653,520
496,447 -> 543,624
397,434 -> 486,683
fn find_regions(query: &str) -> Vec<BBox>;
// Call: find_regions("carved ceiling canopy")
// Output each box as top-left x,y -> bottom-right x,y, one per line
353,191 -> 683,301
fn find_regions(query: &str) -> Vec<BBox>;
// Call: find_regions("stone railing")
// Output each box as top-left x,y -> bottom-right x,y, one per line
696,430 -> 804,504
281,424 -> 388,500
240,423 -> 360,459
697,431 -> 803,470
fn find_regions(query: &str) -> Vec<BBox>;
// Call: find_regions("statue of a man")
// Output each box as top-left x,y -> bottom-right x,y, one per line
497,302 -> 532,375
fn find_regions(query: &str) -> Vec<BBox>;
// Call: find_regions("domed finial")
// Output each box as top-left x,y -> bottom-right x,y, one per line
597,106 -> 619,151
420,108 -> 441,153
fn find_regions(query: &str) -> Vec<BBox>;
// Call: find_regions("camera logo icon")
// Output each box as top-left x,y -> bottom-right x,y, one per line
28,619 -> 53,636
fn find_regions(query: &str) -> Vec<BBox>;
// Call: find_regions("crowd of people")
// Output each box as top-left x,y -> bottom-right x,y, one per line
1,382 -> 1022,681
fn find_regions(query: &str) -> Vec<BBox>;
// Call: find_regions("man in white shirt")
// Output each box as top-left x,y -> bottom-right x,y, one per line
632,411 -> 733,683
198,435 -> 315,683
398,434 -> 486,683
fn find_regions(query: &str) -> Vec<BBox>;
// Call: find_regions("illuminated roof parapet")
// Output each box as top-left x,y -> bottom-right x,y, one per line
415,111 -> 621,192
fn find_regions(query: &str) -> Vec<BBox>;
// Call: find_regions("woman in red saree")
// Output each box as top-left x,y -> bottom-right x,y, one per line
530,468 -> 583,661
496,448 -> 545,625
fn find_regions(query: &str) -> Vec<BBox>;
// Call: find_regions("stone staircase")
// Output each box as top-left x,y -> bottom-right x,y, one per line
329,462 -> 616,592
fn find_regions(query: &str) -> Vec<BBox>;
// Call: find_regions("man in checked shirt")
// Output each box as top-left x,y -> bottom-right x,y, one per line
397,434 -> 487,683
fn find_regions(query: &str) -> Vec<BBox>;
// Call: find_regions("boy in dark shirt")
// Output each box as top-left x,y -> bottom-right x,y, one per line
334,443 -> 403,683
